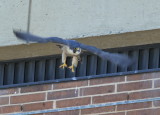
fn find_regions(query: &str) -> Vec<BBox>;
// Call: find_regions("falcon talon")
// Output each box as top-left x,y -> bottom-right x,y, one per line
59,63 -> 67,69
68,65 -> 75,72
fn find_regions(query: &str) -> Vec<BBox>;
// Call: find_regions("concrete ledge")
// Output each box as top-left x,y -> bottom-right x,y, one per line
0,29 -> 160,61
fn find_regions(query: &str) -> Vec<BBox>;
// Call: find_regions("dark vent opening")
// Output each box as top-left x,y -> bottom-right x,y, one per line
24,61 -> 35,83
45,59 -> 55,80
0,43 -> 160,88
149,48 -> 159,69
55,58 -> 65,79
76,55 -> 87,77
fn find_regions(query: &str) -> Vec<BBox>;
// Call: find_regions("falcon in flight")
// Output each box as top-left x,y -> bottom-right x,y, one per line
13,30 -> 133,72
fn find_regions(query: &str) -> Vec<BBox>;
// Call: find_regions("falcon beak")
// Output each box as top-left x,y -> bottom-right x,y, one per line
73,48 -> 77,53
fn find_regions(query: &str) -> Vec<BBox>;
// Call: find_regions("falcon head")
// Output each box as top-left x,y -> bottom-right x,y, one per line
67,47 -> 81,55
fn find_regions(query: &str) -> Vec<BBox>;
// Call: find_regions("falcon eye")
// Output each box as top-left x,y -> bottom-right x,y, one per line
76,48 -> 80,50
74,48 -> 78,51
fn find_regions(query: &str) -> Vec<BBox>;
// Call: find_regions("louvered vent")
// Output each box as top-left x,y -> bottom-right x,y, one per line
0,43 -> 160,88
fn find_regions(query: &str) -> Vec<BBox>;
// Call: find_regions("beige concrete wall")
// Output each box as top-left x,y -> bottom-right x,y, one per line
0,0 -> 29,46
1,0 -> 160,47
0,29 -> 160,61
1,0 -> 160,60
30,0 -> 160,39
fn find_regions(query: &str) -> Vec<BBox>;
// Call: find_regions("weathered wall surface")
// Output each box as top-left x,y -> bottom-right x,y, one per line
0,71 -> 160,114
1,0 -> 160,46
0,0 -> 29,46
30,0 -> 160,38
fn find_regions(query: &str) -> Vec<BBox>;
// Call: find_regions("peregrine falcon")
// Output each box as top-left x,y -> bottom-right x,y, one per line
56,44 -> 81,72
13,30 -> 133,72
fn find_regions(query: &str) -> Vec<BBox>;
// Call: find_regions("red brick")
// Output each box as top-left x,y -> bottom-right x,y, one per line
117,80 -> 152,92
11,93 -> 45,104
90,76 -> 125,85
0,105 -> 21,114
117,102 -> 152,111
81,106 -> 115,114
23,101 -> 53,112
127,108 -> 160,115
21,84 -> 52,93
154,79 -> 160,88
100,112 -> 125,115
45,110 -> 79,115
129,89 -> 160,100
0,88 -> 19,96
153,100 -> 160,107
80,85 -> 115,96
53,80 -> 88,89
127,72 -> 160,81
56,97 -> 91,108
47,89 -> 78,100
93,93 -> 128,104
0,97 -> 9,105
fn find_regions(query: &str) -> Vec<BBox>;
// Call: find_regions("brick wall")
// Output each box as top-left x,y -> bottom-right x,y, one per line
0,71 -> 160,115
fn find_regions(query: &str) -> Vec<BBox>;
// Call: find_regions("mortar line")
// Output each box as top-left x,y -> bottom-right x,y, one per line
88,80 -> 90,86
152,79 -> 155,89
79,109 -> 81,115
152,101 -> 154,107
1,76 -> 160,92
1,87 -> 160,100
125,111 -> 127,115
115,83 -> 117,93
125,75 -> 127,82
53,101 -> 56,109
45,92 -> 47,101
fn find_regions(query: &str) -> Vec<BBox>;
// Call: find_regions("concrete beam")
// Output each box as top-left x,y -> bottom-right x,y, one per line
0,29 -> 160,61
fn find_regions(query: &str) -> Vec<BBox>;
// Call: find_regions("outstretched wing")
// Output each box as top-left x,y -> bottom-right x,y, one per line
13,30 -> 133,66
79,43 -> 133,67
13,30 -> 68,45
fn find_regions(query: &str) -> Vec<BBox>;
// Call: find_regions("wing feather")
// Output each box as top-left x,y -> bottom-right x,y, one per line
79,43 -> 133,66
13,30 -> 133,66
13,30 -> 68,45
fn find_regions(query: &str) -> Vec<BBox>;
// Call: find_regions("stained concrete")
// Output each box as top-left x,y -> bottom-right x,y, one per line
0,0 -> 29,46
0,29 -> 160,61
1,0 -> 160,46
30,0 -> 160,38
1,0 -> 160,60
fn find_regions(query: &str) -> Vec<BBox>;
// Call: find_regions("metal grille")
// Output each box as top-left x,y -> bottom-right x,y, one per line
0,43 -> 160,88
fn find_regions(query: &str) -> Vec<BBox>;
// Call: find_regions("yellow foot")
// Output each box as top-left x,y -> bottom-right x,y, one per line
59,63 -> 67,69
68,65 -> 75,72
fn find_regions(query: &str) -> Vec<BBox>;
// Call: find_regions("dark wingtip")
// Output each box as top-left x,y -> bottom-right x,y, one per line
13,30 -> 22,38
13,29 -> 17,36
13,30 -> 28,41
